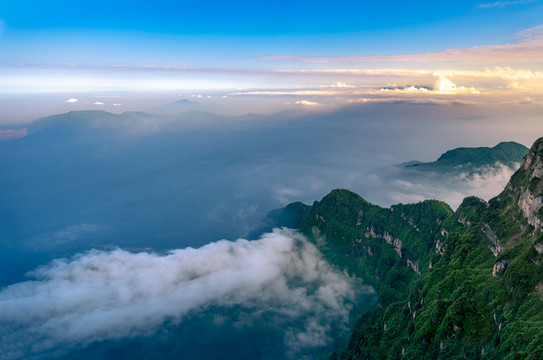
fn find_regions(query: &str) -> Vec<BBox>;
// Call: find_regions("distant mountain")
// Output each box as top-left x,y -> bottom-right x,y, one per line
405,141 -> 529,172
25,109 -> 233,136
149,99 -> 199,115
27,110 -> 136,133
368,141 -> 529,208
284,136 -> 543,358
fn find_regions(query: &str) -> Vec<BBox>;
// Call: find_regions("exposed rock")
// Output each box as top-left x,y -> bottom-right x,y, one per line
407,259 -> 421,276
492,260 -> 509,278
536,282 -> 543,298
435,239 -> 446,254
534,243 -> 543,254
482,223 -> 502,256
366,228 -> 402,256
524,149 -> 543,179
315,214 -> 326,222
393,238 -> 402,257
518,188 -> 543,229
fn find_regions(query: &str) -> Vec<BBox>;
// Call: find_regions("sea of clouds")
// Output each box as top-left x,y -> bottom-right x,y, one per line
0,228 -> 371,359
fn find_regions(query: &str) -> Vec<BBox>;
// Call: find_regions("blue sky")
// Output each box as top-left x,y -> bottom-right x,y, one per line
2,0 -> 542,58
0,0 -> 542,120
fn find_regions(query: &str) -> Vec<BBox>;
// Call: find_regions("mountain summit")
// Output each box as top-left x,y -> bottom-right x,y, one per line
288,137 -> 543,359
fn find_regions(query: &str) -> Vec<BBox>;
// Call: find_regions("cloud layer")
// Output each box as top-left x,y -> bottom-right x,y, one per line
368,162 -> 518,208
0,228 -> 368,359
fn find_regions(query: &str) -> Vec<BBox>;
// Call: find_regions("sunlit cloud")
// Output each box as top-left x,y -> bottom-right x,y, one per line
230,90 -> 342,96
64,98 -> 78,103
295,100 -> 321,106
433,74 -> 481,94
347,98 -> 477,106
112,103 -> 122,106
329,81 -> 355,88
93,101 -> 105,105
262,25 -> 543,64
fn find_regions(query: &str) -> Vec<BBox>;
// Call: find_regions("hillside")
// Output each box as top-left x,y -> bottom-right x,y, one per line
287,137 -> 543,359
406,141 -> 529,172
366,141 -> 529,208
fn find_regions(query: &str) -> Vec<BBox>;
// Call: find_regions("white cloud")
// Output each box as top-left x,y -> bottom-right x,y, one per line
112,103 -> 122,106
376,162 -> 518,209
64,98 -> 78,103
433,73 -> 481,94
330,81 -> 355,88
263,25 -> 543,64
231,90 -> 340,96
93,101 -> 104,105
295,100 -> 321,106
478,0 -> 536,8
0,229 -> 367,359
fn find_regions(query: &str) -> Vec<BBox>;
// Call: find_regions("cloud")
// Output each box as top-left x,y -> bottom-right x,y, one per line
478,0 -> 537,8
64,98 -> 78,103
0,229 -> 367,359
295,100 -> 321,106
348,98 -> 476,106
28,224 -> 105,250
262,25 -> 543,64
93,101 -> 104,105
231,90 -> 341,96
372,162 -> 518,209
112,103 -> 122,106
433,74 -> 481,94
330,81 -> 355,88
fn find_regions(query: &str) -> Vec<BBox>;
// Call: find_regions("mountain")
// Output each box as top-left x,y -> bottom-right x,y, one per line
149,99 -> 199,115
282,137 -> 543,358
368,142 -> 529,208
405,141 -> 529,172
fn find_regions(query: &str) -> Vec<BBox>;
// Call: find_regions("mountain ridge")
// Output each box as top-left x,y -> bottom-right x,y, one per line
280,136 -> 543,358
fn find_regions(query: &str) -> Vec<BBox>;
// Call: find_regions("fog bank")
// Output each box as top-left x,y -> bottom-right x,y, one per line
0,229 -> 371,359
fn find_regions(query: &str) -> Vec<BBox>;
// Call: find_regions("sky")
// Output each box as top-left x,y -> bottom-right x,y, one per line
1,0 -> 543,121
1,2 -> 543,358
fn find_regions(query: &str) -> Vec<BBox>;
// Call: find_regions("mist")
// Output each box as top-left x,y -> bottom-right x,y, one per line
0,101 -> 540,358
0,228 -> 371,360
0,102 -> 539,286
365,162 -> 519,208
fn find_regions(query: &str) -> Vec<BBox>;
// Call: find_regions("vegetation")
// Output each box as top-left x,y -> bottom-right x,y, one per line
406,141 -> 529,173
289,138 -> 543,359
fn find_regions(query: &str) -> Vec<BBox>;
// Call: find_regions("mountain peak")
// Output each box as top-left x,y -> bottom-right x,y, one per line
520,137 -> 543,181
434,141 -> 529,168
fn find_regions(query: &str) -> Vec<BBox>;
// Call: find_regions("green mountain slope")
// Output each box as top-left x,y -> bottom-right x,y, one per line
289,138 -> 543,359
407,141 -> 529,172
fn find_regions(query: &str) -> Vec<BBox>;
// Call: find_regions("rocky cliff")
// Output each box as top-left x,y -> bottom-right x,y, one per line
290,137 -> 543,359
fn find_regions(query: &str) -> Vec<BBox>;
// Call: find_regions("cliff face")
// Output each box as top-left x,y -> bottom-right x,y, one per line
293,137 -> 543,359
